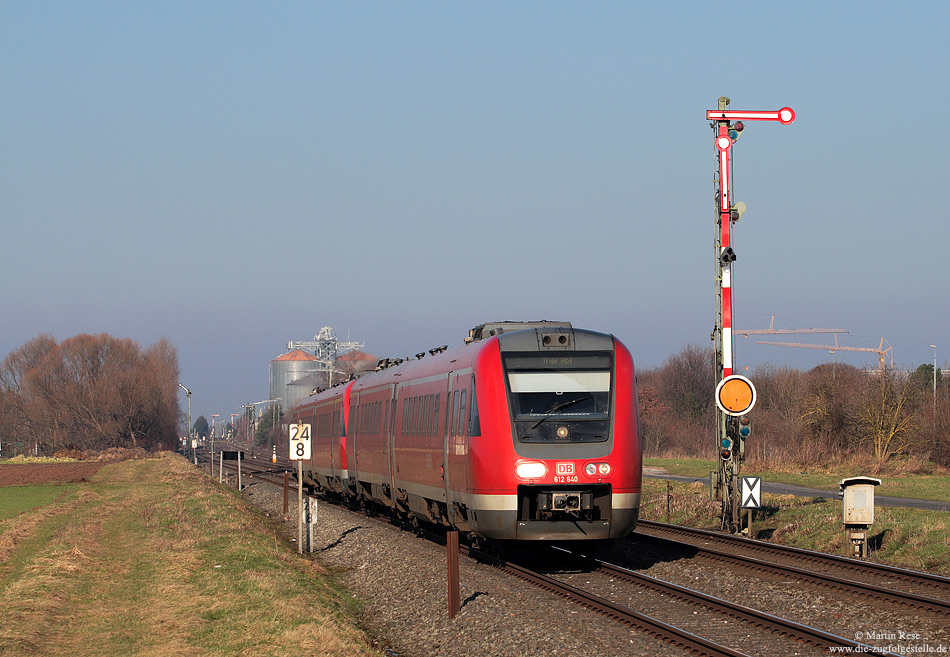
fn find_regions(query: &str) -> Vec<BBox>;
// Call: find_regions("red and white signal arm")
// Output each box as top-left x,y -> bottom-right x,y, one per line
289,423 -> 312,460
706,107 -> 795,125
715,375 -> 757,416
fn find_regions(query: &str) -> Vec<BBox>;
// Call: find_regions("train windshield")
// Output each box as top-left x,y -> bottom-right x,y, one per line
504,353 -> 612,443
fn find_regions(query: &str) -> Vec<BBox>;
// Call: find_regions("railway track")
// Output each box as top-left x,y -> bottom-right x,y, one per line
530,544 -> 899,657
207,456 -> 898,656
635,519 -> 950,613
474,547 -> 749,657
478,542 -> 892,657
204,455 -> 943,656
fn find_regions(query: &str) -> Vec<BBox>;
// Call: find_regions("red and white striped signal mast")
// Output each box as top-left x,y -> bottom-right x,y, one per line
708,97 -> 794,532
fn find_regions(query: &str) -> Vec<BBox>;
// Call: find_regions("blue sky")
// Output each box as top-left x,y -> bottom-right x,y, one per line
3,2 -> 948,422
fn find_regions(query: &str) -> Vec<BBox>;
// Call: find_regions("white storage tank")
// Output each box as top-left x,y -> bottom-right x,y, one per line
269,349 -> 322,411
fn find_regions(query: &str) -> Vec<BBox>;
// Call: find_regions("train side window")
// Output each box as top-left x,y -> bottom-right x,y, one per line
449,391 -> 458,437
444,391 -> 452,439
427,394 -> 434,436
468,382 -> 480,436
402,398 -> 409,436
414,396 -> 421,436
426,395 -> 435,436
433,394 -> 440,438
458,390 -> 467,437
422,395 -> 429,436
413,396 -> 419,436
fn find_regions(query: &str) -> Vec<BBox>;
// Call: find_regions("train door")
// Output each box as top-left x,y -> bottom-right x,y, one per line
443,372 -> 470,522
442,374 -> 455,509
344,390 -> 358,492
385,383 -> 398,508
329,395 -> 347,493
340,390 -> 356,489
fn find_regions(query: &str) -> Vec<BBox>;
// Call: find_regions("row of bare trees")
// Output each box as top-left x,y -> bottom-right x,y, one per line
637,345 -> 950,471
0,333 -> 181,455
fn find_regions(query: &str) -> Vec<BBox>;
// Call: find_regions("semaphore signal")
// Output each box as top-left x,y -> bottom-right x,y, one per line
708,96 -> 794,533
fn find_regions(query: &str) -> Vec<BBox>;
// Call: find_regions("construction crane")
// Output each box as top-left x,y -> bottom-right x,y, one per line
735,315 -> 848,337
755,336 -> 893,372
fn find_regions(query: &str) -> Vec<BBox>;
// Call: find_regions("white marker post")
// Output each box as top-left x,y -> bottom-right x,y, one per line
288,423 -> 312,554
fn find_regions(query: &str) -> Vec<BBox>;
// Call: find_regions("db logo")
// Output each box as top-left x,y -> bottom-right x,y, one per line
556,462 -> 575,476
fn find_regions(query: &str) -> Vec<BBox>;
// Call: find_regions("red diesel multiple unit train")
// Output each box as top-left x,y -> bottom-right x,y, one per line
291,321 -> 642,543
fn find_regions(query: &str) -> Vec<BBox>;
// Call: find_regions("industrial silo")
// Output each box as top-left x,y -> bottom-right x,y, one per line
269,350 -> 323,411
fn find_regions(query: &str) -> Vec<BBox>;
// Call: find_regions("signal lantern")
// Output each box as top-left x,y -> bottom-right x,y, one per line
720,437 -> 733,461
736,415 -> 751,458
729,121 -> 745,142
738,415 -> 751,439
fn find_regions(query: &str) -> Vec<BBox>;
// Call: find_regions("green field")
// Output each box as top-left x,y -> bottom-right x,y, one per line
0,483 -> 82,522
0,455 -> 377,657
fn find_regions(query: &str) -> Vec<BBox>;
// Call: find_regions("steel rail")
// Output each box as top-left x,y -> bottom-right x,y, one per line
565,551 -> 895,655
636,521 -> 950,615
638,519 -> 950,592
465,545 -> 751,657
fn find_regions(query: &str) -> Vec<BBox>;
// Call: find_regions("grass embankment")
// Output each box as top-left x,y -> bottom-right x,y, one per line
0,454 -> 378,657
642,458 -> 950,575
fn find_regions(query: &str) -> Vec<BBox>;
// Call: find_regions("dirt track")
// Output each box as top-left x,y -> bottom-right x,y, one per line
0,462 -> 108,486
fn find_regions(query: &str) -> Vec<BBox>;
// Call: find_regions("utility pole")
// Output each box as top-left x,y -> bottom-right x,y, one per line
707,97 -> 794,532
179,383 -> 192,450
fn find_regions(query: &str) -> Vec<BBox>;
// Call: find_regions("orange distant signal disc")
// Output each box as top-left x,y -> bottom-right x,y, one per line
716,375 -> 757,416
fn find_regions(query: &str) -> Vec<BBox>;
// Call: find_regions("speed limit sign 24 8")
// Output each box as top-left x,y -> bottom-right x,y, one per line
289,423 -> 311,460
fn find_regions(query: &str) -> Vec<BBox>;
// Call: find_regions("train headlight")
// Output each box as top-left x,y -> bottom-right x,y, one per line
515,461 -> 547,480
585,462 -> 611,477
556,426 -> 569,439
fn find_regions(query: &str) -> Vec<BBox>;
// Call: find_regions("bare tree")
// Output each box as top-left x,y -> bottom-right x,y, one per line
0,333 -> 181,453
747,364 -> 806,464
0,335 -> 58,449
636,378 -> 671,456
798,363 -> 864,464
638,345 -> 717,457
856,370 -> 919,463
660,344 -> 715,422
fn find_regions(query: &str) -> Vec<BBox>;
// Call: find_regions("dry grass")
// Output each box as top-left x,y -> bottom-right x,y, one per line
0,453 -> 378,657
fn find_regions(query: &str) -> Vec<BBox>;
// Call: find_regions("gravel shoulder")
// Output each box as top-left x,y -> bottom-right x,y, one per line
242,477 -> 950,657
242,480 -> 685,657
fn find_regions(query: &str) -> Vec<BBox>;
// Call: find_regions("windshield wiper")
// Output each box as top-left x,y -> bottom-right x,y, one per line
531,394 -> 592,429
